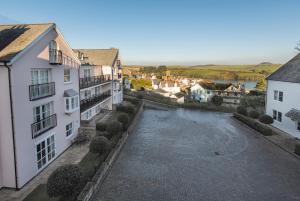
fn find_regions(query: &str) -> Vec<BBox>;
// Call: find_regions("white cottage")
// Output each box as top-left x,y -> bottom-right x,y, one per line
266,54 -> 300,138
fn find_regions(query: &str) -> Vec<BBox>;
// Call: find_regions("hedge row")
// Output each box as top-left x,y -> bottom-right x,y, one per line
234,113 -> 273,136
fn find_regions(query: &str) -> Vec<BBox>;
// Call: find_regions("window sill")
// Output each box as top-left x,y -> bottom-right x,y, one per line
64,81 -> 72,85
65,107 -> 79,114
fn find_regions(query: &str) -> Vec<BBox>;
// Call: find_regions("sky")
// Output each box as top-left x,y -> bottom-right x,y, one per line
0,0 -> 300,65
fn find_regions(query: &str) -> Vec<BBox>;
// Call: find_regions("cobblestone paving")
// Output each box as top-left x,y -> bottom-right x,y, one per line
92,109 -> 300,201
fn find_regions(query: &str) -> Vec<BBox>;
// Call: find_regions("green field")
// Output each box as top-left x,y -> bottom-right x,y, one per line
132,63 -> 281,81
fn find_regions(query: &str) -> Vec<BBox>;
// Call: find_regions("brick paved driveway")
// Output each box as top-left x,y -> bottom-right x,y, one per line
92,109 -> 300,201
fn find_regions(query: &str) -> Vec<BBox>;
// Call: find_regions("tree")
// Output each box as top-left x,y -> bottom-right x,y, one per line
255,78 -> 266,91
47,165 -> 85,198
89,136 -> 111,155
211,95 -> 223,106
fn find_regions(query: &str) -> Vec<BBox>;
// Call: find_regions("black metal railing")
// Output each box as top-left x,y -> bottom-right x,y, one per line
29,82 -> 55,101
49,50 -> 63,65
79,75 -> 111,89
80,91 -> 111,112
31,114 -> 57,139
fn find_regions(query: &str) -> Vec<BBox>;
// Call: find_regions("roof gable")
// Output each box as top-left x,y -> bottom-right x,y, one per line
267,54 -> 300,83
73,49 -> 119,66
0,23 -> 54,62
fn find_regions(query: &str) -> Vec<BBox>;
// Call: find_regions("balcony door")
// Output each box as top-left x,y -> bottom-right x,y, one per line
34,102 -> 52,130
31,69 -> 51,84
84,69 -> 91,78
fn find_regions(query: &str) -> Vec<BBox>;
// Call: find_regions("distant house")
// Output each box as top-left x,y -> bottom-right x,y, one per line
159,81 -> 181,94
190,82 -> 244,104
266,54 -> 300,138
170,92 -> 185,104
123,77 -> 131,89
151,79 -> 160,89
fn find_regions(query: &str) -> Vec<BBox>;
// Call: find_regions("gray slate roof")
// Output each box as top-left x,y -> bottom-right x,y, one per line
73,48 -> 118,66
267,54 -> 300,83
285,108 -> 300,122
0,23 -> 54,62
64,89 -> 78,97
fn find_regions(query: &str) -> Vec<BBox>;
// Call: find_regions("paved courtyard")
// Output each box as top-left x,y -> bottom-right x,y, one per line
92,109 -> 300,201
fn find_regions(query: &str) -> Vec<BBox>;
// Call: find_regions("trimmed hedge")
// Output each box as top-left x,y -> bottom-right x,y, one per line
234,113 -> 273,136
259,114 -> 274,124
96,122 -> 107,131
117,113 -> 129,131
117,105 -> 135,115
89,136 -> 111,155
106,120 -> 122,137
236,106 -> 247,116
248,110 -> 260,119
211,95 -> 223,106
47,165 -> 85,198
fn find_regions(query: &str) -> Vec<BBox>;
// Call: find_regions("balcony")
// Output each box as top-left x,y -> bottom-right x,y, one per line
31,114 -> 57,139
80,91 -> 111,112
49,50 -> 63,65
79,75 -> 111,89
29,82 -> 55,101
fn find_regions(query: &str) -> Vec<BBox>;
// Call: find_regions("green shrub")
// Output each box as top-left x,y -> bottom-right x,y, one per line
89,136 -> 111,155
47,165 -> 85,198
248,110 -> 260,119
106,121 -> 122,136
294,142 -> 300,156
125,105 -> 135,114
259,114 -> 274,124
234,113 -> 273,136
137,94 -> 143,99
125,98 -> 140,105
117,113 -> 129,130
211,95 -> 223,106
96,122 -> 106,131
117,105 -> 135,115
236,106 -> 247,116
96,131 -> 110,138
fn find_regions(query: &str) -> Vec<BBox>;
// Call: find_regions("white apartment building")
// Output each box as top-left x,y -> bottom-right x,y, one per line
74,48 -> 123,121
0,23 -> 81,189
266,54 -> 300,138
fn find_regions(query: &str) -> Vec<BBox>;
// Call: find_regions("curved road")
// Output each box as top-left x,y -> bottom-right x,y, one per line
92,109 -> 300,201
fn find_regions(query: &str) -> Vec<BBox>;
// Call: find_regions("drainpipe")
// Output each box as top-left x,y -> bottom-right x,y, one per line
2,62 -> 19,189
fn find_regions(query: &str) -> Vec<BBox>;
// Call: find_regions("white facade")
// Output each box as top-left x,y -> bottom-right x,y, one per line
79,65 -> 113,121
190,83 -> 213,102
112,61 -> 123,105
266,80 -> 300,138
0,24 -> 80,189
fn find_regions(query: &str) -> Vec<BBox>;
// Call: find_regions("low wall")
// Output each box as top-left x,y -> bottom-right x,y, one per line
77,101 -> 144,201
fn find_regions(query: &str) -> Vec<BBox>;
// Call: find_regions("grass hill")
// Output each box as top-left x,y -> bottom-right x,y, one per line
126,63 -> 281,81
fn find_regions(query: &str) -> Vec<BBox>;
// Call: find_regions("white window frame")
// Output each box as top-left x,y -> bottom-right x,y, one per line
31,69 -> 51,84
65,95 -> 79,113
65,122 -> 74,138
64,69 -> 71,83
278,91 -> 283,102
35,134 -> 56,171
273,109 -> 282,122
274,90 -> 278,100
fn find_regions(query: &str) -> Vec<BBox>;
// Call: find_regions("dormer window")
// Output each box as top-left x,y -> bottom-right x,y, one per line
49,40 -> 62,65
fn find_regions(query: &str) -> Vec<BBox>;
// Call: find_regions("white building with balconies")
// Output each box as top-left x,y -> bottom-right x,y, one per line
73,48 -> 123,121
0,23 -> 81,189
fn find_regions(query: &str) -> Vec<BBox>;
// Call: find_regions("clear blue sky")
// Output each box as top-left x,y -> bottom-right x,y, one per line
0,0 -> 300,65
